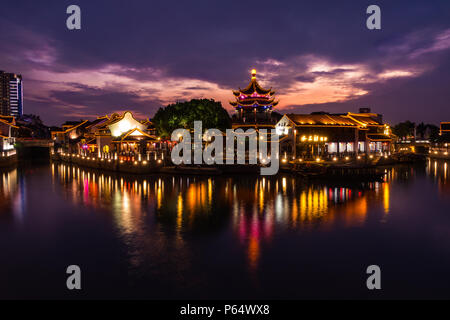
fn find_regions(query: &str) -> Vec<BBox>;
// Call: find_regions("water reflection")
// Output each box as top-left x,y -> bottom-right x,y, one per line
49,162 -> 419,270
2,160 -> 450,298
427,158 -> 450,197
0,168 -> 25,223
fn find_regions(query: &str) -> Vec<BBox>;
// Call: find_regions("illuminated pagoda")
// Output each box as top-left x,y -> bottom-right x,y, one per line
230,69 -> 279,124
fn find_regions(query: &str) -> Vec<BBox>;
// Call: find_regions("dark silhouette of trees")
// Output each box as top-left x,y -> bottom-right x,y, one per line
393,121 -> 415,140
393,121 -> 439,141
152,99 -> 231,138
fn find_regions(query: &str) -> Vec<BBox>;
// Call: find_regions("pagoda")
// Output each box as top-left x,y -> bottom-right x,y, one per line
230,69 -> 279,123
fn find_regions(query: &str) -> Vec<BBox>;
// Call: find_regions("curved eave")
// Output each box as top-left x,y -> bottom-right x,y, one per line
236,98 -> 276,107
237,79 -> 273,95
235,103 -> 274,109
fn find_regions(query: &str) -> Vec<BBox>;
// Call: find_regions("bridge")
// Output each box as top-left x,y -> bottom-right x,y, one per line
15,139 -> 54,159
16,139 -> 54,148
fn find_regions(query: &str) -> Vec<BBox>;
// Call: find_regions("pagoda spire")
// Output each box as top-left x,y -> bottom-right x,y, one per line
251,68 -> 256,80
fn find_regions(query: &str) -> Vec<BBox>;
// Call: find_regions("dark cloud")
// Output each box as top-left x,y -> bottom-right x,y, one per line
294,75 -> 316,83
1,0 -> 450,124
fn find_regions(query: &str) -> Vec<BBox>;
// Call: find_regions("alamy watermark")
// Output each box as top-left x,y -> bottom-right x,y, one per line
170,121 -> 280,175
66,264 -> 81,290
66,5 -> 81,30
366,5 -> 381,30
65,4 -> 381,32
366,265 -> 381,290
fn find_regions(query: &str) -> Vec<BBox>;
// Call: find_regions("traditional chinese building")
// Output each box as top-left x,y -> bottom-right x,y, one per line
440,122 -> 450,136
51,111 -> 161,161
428,122 -> 450,158
0,115 -> 18,153
275,109 -> 394,160
230,69 -> 279,126
95,112 -> 159,159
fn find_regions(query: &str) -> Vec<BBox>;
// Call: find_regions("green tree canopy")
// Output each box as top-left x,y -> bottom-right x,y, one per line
152,99 -> 232,138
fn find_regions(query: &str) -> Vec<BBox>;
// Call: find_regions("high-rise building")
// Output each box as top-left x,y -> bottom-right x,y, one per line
0,71 -> 23,117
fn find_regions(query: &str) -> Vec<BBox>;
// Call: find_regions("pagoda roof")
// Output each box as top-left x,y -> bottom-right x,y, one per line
230,98 -> 279,107
232,70 -> 275,96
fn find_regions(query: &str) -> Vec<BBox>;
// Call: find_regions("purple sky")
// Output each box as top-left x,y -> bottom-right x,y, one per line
1,0 -> 450,125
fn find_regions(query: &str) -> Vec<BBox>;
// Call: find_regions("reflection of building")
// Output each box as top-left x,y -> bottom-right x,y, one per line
427,158 -> 450,197
0,71 -> 23,117
51,163 -> 393,272
51,111 -> 163,160
0,168 -> 19,214
230,69 -> 279,126
275,108 -> 393,159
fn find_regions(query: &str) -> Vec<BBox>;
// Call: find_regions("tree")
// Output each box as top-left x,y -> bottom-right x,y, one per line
426,124 -> 440,141
16,114 -> 51,139
416,122 -> 427,139
392,121 -> 415,140
152,99 -> 232,138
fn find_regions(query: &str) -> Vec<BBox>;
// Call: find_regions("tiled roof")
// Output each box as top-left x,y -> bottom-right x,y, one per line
285,114 -> 359,126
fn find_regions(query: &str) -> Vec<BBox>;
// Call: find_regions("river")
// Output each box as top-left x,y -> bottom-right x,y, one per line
0,159 -> 449,299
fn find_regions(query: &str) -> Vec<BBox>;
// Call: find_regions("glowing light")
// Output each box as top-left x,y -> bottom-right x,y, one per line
109,112 -> 146,137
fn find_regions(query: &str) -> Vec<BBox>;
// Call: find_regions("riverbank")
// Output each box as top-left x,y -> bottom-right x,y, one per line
51,152 -> 165,174
51,151 -> 427,179
0,151 -> 17,168
52,152 -> 261,176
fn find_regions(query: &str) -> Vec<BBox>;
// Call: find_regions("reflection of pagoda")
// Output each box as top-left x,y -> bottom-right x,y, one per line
230,69 -> 279,124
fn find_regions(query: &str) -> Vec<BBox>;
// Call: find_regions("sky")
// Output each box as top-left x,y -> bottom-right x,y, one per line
1,0 -> 450,126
